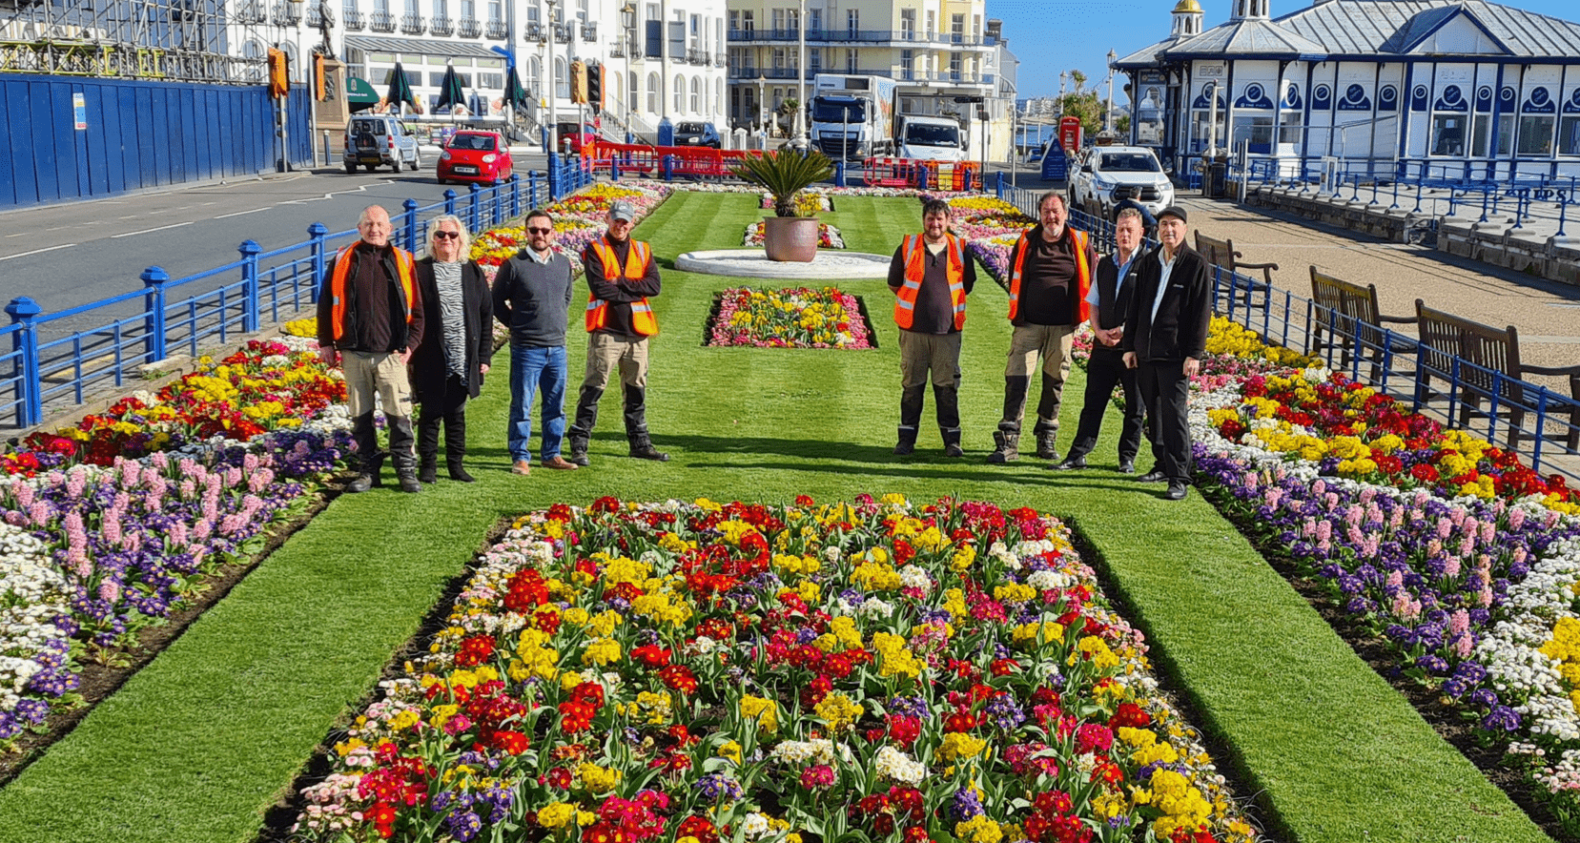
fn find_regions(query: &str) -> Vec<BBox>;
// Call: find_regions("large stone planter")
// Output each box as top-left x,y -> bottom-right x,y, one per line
762,216 -> 820,262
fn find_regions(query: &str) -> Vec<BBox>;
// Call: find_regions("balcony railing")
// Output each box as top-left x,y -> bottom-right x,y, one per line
725,28 -> 992,46
272,2 -> 301,25
342,9 -> 365,29
727,66 -> 759,79
714,53 -> 726,67
581,21 -> 596,41
235,2 -> 266,24
486,19 -> 508,38
686,48 -> 705,64
306,5 -> 324,26
608,41 -> 626,58
429,15 -> 453,35
553,22 -> 571,43
457,17 -> 480,36
370,11 -> 396,31
399,13 -> 425,34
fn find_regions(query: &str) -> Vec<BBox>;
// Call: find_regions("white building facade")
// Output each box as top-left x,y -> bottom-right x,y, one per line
1113,0 -> 1580,181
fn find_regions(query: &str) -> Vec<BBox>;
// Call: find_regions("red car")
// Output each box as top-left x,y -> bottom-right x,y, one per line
555,122 -> 598,154
437,130 -> 514,185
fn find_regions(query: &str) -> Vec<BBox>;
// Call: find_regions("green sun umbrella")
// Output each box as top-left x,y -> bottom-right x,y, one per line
436,63 -> 467,117
386,62 -> 417,113
504,65 -> 530,111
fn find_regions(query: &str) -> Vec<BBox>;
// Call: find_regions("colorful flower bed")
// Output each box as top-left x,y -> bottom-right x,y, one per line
741,222 -> 847,250
292,495 -> 1259,843
1175,319 -> 1580,831
707,287 -> 873,350
470,184 -> 671,279
0,335 -> 352,748
922,196 -> 1036,288
759,191 -> 834,216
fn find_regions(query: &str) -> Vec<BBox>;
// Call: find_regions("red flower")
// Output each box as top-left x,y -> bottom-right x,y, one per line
490,729 -> 530,755
454,635 -> 496,667
659,664 -> 699,694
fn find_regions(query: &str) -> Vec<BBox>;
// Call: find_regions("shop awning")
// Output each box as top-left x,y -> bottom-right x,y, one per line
345,75 -> 381,109
344,35 -> 502,60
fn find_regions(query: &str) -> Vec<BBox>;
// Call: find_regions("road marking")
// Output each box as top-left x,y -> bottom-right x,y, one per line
215,207 -> 270,219
0,243 -> 74,261
112,221 -> 193,238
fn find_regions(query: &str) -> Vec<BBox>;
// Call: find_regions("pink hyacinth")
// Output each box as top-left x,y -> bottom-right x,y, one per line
1510,508 -> 1527,530
1450,508 -> 1467,528
1389,508 -> 1404,529
1442,553 -> 1461,579
224,467 -> 243,489
1324,492 -> 1340,511
243,453 -> 260,473
1478,585 -> 1494,608
193,519 -> 212,541
98,579 -> 121,604
1437,517 -> 1455,539
119,458 -> 139,488
1313,480 -> 1327,495
1391,593 -> 1421,621
27,501 -> 48,528
1264,489 -> 1283,509
1314,521 -> 1332,542
1360,488 -> 1376,504
1454,632 -> 1475,659
65,470 -> 85,499
1449,609 -> 1470,637
102,512 -> 121,547
11,481 -> 32,510
1344,505 -> 1364,527
179,479 -> 196,499
168,522 -> 188,550
150,452 -> 169,469
1243,472 -> 1259,491
1458,535 -> 1476,558
1385,570 -> 1404,590
1481,521 -> 1496,544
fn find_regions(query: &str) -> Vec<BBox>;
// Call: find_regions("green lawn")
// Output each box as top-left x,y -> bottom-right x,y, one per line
0,191 -> 1551,843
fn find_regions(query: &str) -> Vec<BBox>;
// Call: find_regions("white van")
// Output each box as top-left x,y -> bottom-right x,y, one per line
344,115 -> 422,174
898,116 -> 967,162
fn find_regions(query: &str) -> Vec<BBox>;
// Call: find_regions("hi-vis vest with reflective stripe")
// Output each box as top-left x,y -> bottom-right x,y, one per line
326,245 -> 417,341
586,237 -> 658,336
1006,227 -> 1091,324
894,233 -> 966,331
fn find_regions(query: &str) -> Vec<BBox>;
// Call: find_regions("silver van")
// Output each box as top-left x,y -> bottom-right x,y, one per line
344,115 -> 422,173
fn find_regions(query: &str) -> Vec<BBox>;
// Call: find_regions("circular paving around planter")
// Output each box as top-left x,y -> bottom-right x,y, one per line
675,248 -> 892,280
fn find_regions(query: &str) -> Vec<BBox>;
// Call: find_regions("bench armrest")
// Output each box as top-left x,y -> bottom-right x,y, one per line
1521,363 -> 1580,378
1236,261 -> 1280,271
1377,315 -> 1418,325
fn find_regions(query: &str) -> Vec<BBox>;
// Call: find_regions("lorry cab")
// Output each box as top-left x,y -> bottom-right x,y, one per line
898,116 -> 966,162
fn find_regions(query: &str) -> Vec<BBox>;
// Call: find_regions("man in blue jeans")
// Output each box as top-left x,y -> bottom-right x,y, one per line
491,209 -> 579,475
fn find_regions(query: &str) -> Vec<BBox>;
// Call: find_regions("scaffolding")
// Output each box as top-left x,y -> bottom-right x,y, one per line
0,0 -> 268,84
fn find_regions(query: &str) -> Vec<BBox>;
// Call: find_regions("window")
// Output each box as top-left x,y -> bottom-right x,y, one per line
901,9 -> 915,40
1560,114 -> 1580,156
845,48 -> 856,72
460,0 -> 473,16
432,0 -> 445,17
674,74 -> 684,113
809,48 -> 821,73
847,9 -> 858,37
949,53 -> 961,81
808,9 -> 820,34
728,10 -> 738,31
628,70 -> 638,111
741,10 -> 752,33
647,71 -> 659,112
772,8 -> 784,31
555,57 -> 567,98
1232,115 -> 1274,152
1431,114 -> 1467,157
690,77 -> 700,112
1518,114 -> 1555,156
926,11 -> 934,39
901,49 -> 913,81
526,1 -> 538,22
950,14 -> 964,42
344,0 -> 357,12
1279,111 -> 1301,145
404,0 -> 417,17
487,0 -> 500,21
529,55 -> 541,93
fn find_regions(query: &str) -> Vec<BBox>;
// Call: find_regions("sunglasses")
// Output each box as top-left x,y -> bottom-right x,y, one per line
433,231 -> 461,240
527,227 -> 554,235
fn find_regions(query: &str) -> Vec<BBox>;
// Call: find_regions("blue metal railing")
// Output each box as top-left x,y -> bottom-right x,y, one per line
1,164 -> 600,430
1001,184 -> 1579,482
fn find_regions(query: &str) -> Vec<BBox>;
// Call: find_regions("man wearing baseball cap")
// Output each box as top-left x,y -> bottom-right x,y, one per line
1121,205 -> 1211,501
566,200 -> 669,464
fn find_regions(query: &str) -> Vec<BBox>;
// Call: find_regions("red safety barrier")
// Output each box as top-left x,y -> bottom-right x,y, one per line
863,157 -> 919,188
593,141 -> 659,175
920,160 -> 982,192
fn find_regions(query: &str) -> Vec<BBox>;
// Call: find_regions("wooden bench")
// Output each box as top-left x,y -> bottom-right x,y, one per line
1413,300 -> 1580,449
1195,232 -> 1278,311
1308,268 -> 1418,378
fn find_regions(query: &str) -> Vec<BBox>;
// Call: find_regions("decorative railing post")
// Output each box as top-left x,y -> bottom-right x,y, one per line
834,161 -> 846,187
402,199 -> 420,251
5,297 -> 42,428
239,240 -> 262,333
662,155 -> 673,182
140,266 -> 170,364
307,223 -> 329,303
547,152 -> 561,199
510,174 -> 521,218
611,158 -> 621,181
444,188 -> 458,217
529,171 -> 540,209
493,183 -> 505,227
468,184 -> 482,233
995,172 -> 1005,199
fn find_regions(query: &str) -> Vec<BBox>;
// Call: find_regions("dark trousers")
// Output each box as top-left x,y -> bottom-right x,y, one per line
418,373 -> 470,467
1137,359 -> 1192,482
1066,349 -> 1144,463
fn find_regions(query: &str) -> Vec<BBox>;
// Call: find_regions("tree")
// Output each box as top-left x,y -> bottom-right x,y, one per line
1069,69 -> 1087,94
1058,90 -> 1103,138
1115,114 -> 1131,135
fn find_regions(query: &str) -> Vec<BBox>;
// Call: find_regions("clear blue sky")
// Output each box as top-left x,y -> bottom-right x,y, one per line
995,0 -> 1577,99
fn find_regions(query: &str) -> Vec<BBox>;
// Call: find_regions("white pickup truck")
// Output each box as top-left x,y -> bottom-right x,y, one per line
897,116 -> 966,162
1068,146 -> 1174,221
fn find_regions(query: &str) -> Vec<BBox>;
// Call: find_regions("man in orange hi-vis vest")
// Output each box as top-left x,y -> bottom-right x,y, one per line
567,200 -> 669,465
887,198 -> 976,457
988,191 -> 1097,465
316,204 -> 426,493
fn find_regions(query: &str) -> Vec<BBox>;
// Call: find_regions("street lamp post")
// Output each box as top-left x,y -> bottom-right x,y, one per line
1104,49 -> 1116,133
794,0 -> 806,150
546,0 -> 557,153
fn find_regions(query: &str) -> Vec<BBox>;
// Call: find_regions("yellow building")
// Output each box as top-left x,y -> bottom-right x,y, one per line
724,0 -> 1016,159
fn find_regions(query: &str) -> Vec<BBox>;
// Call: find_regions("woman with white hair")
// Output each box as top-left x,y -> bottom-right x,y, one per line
410,214 -> 493,482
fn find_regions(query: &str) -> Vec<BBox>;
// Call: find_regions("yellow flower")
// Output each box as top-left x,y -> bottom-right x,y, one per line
813,691 -> 864,731
578,762 -> 622,794
538,802 -> 578,829
739,694 -> 779,733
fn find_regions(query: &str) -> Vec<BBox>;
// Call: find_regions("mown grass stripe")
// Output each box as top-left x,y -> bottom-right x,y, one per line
0,192 -> 1549,843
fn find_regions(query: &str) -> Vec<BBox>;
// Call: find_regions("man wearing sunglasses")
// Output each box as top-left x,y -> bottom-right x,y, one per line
492,209 -> 580,475
317,204 -> 426,493
567,200 -> 669,465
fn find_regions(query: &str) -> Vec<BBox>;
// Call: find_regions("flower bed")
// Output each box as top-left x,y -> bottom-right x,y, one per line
470,184 -> 671,279
706,287 -> 874,349
292,495 -> 1259,843
0,335 -> 352,749
1176,320 -> 1580,832
741,222 -> 847,250
759,191 -> 834,216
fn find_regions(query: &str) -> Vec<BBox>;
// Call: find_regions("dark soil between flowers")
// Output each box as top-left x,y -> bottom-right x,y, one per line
1064,525 -> 1287,843
0,481 -> 342,788
255,513 -> 519,843
702,291 -> 881,350
1194,478 -> 1576,843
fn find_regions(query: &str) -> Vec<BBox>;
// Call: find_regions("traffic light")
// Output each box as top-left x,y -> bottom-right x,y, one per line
570,60 -> 588,105
586,61 -> 603,111
267,47 -> 289,99
313,54 -> 326,101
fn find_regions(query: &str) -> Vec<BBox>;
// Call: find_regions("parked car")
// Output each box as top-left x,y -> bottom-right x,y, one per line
672,121 -> 721,148
343,114 -> 421,173
437,130 -> 513,186
554,122 -> 598,153
1068,145 -> 1174,220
